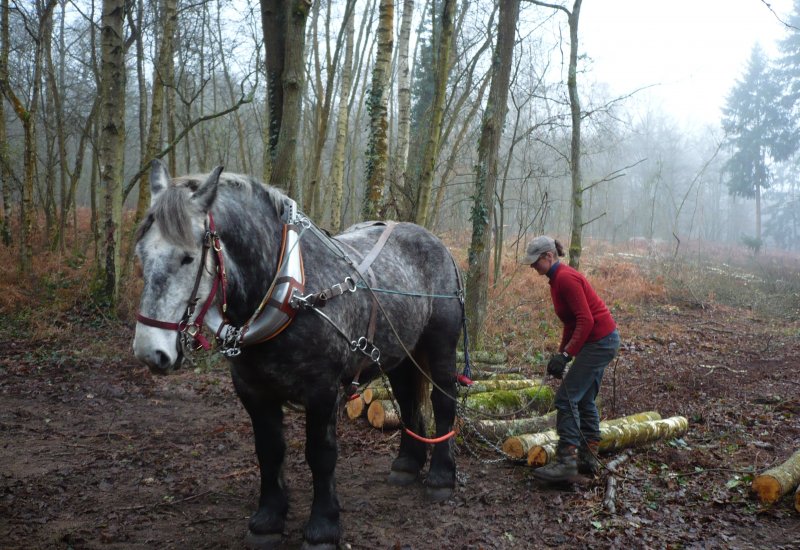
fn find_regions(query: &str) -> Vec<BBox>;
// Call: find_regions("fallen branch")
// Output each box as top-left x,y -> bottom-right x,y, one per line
469,411 -> 556,441
604,452 -> 631,514
752,449 -> 800,504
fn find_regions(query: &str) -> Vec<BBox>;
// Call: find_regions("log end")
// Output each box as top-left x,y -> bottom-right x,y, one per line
527,445 -> 548,467
367,400 -> 386,428
752,474 -> 782,504
502,437 -> 524,459
345,396 -> 365,420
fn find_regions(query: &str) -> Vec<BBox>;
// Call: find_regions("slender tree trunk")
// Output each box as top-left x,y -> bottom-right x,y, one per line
393,0 -> 414,218
465,0 -> 519,348
97,0 -> 126,306
413,0 -> 455,228
361,0 -> 394,220
566,0 -> 583,268
328,0 -> 355,233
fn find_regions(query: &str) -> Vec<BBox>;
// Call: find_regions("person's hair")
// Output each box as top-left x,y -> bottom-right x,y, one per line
553,239 -> 566,257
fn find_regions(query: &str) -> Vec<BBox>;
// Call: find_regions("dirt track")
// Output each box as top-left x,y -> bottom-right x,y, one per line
2,304 -> 800,549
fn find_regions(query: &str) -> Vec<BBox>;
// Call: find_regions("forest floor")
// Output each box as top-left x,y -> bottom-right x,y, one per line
2,241 -> 800,549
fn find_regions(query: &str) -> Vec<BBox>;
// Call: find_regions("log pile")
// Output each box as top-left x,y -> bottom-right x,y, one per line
751,449 -> 800,510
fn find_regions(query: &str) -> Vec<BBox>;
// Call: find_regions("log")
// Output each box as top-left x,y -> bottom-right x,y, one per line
795,483 -> 800,513
457,350 -> 507,364
345,395 -> 366,420
362,385 -> 392,405
527,415 -> 688,467
458,378 -> 546,395
367,399 -> 401,430
469,411 -> 557,441
504,411 -> 662,460
751,449 -> 800,504
463,386 -> 555,418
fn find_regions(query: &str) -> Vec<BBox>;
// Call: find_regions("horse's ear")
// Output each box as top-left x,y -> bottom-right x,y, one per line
149,159 -> 170,206
192,165 -> 224,213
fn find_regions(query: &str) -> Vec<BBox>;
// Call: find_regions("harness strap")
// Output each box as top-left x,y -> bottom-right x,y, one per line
356,221 -> 397,275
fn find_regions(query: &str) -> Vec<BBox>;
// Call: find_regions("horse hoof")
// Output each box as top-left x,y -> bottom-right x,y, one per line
425,486 -> 453,503
388,470 -> 418,486
245,530 -> 283,550
300,542 -> 338,550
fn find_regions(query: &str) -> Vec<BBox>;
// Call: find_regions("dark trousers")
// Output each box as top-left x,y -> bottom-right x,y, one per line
555,329 -> 620,448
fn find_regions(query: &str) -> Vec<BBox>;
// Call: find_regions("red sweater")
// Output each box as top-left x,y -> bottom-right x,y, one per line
547,262 -> 616,357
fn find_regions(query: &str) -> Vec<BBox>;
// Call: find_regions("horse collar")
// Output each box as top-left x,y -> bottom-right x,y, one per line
205,199 -> 306,353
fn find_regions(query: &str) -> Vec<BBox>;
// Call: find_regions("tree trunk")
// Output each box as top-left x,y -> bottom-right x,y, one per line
262,0 -> 310,198
393,0 -> 414,217
527,416 -> 688,467
458,379 -> 548,395
566,0 -> 584,269
752,449 -> 800,504
367,399 -> 401,429
463,385 -> 554,418
457,350 -> 507,365
96,0 -> 126,306
465,0 -> 519,348
504,411 -> 662,460
413,0 -> 455,227
361,0 -> 393,220
327,0 -> 355,232
0,0 -> 9,246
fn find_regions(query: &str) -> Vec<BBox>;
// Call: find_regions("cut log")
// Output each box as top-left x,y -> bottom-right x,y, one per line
362,385 -> 392,405
795,483 -> 800,513
367,399 -> 401,430
457,350 -> 507,365
504,411 -> 662,460
463,386 -> 555,418
345,395 -> 366,420
458,378 -> 546,395
751,449 -> 800,505
527,415 -> 688,467
469,411 -> 557,441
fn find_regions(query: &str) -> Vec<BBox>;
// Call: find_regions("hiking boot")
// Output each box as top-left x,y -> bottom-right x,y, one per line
532,444 -> 578,482
578,440 -> 601,476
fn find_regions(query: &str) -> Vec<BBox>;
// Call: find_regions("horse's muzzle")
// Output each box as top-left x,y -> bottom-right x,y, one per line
133,333 -> 183,375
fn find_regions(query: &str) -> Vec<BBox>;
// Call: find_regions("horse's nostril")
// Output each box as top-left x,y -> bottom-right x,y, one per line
155,350 -> 171,369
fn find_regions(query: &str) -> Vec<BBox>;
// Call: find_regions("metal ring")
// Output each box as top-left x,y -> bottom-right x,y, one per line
344,277 -> 357,292
357,336 -> 368,351
370,348 -> 381,362
350,340 -> 359,352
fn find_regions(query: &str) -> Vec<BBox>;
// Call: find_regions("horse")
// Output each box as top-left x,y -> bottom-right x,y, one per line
132,160 -> 463,549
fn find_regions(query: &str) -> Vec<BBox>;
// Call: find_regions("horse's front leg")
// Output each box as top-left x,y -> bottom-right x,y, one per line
302,388 -> 341,548
232,376 -> 288,549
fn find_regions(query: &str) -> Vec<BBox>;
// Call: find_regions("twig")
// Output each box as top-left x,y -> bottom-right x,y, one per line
120,490 -> 214,511
603,452 -> 631,515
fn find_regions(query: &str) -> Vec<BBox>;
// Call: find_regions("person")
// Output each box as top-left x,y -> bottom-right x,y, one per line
522,236 -> 620,481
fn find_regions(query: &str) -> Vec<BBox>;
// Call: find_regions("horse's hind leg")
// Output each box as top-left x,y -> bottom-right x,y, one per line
386,359 -> 427,485
423,344 -> 458,502
302,387 -> 341,548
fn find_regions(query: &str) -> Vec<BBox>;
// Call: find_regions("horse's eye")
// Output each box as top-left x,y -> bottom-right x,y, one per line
181,255 -> 194,266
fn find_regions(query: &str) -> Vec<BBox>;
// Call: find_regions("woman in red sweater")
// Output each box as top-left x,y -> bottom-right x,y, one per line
523,236 -> 620,482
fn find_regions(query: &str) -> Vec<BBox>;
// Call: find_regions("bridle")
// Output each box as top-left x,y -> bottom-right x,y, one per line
135,213 -> 228,352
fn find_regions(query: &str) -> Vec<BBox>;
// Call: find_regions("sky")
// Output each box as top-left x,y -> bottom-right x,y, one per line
578,0 -> 794,129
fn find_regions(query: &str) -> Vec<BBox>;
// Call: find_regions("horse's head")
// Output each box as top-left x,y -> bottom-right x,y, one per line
132,160 -> 223,374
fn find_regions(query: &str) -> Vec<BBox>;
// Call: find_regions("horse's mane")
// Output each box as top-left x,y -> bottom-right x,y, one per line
135,172 -> 288,248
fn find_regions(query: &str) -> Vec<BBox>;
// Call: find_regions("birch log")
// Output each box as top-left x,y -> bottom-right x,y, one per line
751,449 -> 800,504
457,350 -> 507,364
469,411 -> 557,441
367,399 -> 401,429
505,411 -> 662,460
363,385 -> 392,405
458,379 -> 546,395
345,395 -> 366,420
527,416 -> 688,467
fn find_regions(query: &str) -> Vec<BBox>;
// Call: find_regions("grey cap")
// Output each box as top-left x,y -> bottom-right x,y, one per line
521,235 -> 556,264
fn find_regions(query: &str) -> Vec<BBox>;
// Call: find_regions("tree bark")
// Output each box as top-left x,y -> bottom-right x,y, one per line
413,0 -> 455,227
527,416 -> 688,467
96,0 -> 126,305
465,0 -> 519,348
468,411 -> 557,441
504,411 -> 662,460
604,452 -> 631,514
361,0 -> 393,220
393,0 -> 414,216
327,0 -> 355,232
752,449 -> 800,505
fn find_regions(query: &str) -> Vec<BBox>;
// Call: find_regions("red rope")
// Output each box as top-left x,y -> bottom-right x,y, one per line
403,428 -> 456,445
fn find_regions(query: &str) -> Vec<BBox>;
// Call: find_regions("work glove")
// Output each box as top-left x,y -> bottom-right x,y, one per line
547,352 -> 572,379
